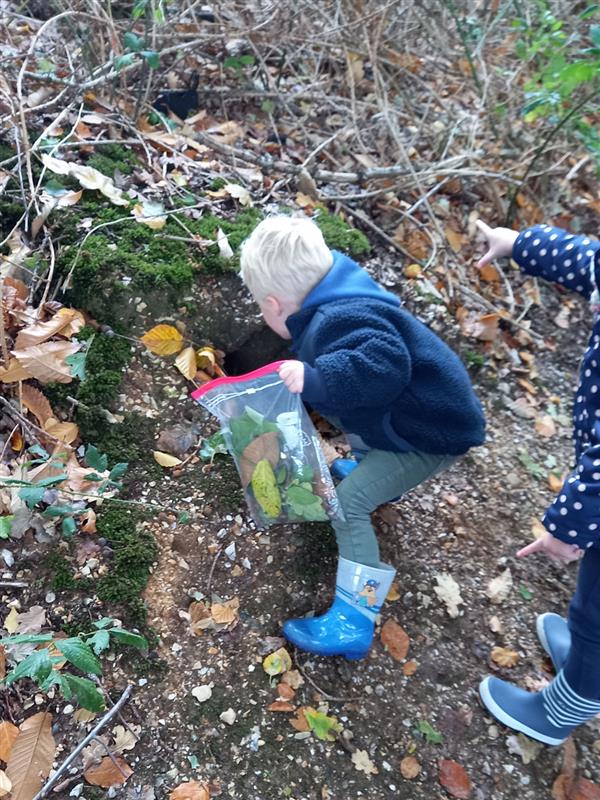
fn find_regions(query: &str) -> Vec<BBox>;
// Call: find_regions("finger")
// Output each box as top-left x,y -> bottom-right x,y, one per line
475,219 -> 492,236
477,249 -> 495,269
517,539 -> 543,558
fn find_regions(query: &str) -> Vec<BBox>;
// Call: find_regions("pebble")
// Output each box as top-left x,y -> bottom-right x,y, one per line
191,685 -> 213,703
63,704 -> 74,715
69,784 -> 84,797
220,708 -> 236,725
45,591 -> 55,603
1,549 -> 13,568
488,725 -> 499,739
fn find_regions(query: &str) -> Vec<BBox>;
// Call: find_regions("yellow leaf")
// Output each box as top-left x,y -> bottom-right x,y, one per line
3,607 -> 18,634
140,324 -> 184,356
40,154 -> 71,175
153,451 -> 183,468
263,647 -> 292,676
251,458 -> 281,518
195,346 -> 216,371
175,347 -> 197,380
0,358 -> 33,383
491,646 -> 519,668
0,721 -> 19,762
386,582 -> 401,601
445,227 -> 468,253
132,201 -> 167,230
44,417 -> 79,444
224,183 -> 253,207
548,473 -> 563,493
404,263 -> 421,279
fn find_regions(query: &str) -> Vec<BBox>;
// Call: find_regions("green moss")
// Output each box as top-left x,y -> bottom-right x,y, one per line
87,143 -> 139,176
315,209 -> 370,257
47,551 -> 79,590
208,177 -> 227,191
186,207 -> 263,272
95,507 -> 157,626
0,200 -> 25,243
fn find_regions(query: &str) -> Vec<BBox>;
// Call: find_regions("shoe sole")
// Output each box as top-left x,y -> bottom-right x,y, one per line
479,677 -> 566,746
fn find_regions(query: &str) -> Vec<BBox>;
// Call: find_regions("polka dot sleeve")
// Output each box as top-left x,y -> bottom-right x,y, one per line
543,445 -> 600,550
512,225 -> 600,300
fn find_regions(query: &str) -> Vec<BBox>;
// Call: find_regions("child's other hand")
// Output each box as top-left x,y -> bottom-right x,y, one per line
517,531 -> 582,564
476,220 -> 519,268
278,360 -> 304,393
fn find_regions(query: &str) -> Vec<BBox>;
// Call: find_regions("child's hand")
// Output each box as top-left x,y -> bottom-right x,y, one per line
278,360 -> 304,393
476,220 -> 519,268
517,531 -> 582,564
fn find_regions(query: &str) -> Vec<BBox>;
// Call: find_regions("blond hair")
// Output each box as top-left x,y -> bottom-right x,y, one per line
239,216 -> 333,303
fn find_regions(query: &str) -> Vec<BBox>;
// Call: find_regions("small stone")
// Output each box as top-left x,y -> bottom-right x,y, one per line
45,591 -> 55,603
488,725 -> 499,739
69,784 -> 84,797
191,685 -> 213,703
63,704 -> 74,715
220,708 -> 236,725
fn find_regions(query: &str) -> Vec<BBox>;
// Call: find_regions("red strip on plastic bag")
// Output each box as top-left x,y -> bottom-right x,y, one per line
191,360 -> 287,401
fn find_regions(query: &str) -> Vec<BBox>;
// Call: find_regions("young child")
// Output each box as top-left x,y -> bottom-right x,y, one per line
477,219 -> 600,744
240,216 -> 486,660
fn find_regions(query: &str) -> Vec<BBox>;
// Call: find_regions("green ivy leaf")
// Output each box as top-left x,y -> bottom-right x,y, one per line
36,473 -> 68,488
85,445 -> 108,472
6,649 -> 53,685
19,486 -> 46,509
93,617 -> 115,629
109,628 -> 148,650
58,638 -> 102,676
62,674 -> 105,711
304,708 -> 342,741
0,516 -> 13,539
109,463 -> 129,481
0,633 -> 53,646
43,505 -> 76,517
115,53 -> 137,72
62,516 -> 77,538
124,31 -> 142,52
141,50 -> 160,69
417,720 -> 443,745
519,584 -> 534,601
28,444 -> 49,459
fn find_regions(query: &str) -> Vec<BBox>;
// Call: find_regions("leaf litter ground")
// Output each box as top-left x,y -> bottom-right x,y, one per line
5,247 -> 598,799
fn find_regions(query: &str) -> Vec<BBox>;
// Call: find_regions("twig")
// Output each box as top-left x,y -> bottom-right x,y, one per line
206,545 -> 224,598
32,685 -> 133,800
0,581 -> 28,588
294,656 -> 355,703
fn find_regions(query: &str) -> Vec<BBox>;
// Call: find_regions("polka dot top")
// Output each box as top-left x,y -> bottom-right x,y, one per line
513,225 -> 600,549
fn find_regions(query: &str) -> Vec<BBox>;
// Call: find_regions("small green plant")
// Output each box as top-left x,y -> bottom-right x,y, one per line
0,617 -> 146,711
224,54 -> 255,71
513,5 -> 600,130
518,449 -> 546,481
116,31 -> 160,72
415,719 -> 443,745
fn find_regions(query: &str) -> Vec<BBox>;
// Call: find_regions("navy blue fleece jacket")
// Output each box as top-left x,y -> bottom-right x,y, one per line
513,225 -> 600,550
285,251 -> 486,456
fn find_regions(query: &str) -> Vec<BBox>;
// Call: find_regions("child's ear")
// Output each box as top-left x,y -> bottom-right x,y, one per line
263,295 -> 284,316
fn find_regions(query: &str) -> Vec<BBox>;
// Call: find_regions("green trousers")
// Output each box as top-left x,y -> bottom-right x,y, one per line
333,448 -> 457,567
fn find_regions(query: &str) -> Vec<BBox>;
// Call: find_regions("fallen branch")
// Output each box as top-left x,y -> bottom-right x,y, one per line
32,685 -> 133,800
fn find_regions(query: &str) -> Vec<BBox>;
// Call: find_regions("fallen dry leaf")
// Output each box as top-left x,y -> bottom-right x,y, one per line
386,582 -> 401,601
175,347 -> 197,380
239,431 -> 280,487
211,597 -> 239,625
0,645 -> 5,681
44,417 -> 79,444
507,733 -> 543,765
0,721 -> 19,762
549,473 -> 564,493
3,607 -> 18,633
268,701 -> 296,712
281,669 -> 304,689
12,340 -> 80,383
434,573 -> 464,617
0,358 -> 33,383
80,508 -> 97,534
263,647 -> 292,676
112,724 -> 140,753
14,308 -> 82,350
21,384 -> 53,427
445,227 -> 468,253
351,749 -> 379,776
169,780 -> 210,800
486,568 -> 513,604
6,712 -> 56,800
84,756 -> 133,788
536,414 -> 557,437
491,646 -> 519,668
479,264 -> 501,282
153,451 -> 183,468
552,776 -> 600,800
400,755 -> 421,779
380,619 -> 409,661
289,707 -> 310,732
403,660 -> 418,676
0,771 -> 10,798
439,758 -> 472,799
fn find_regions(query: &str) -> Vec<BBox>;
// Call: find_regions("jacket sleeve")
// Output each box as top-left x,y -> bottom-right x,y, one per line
301,314 -> 412,409
512,224 -> 600,300
543,432 -> 600,550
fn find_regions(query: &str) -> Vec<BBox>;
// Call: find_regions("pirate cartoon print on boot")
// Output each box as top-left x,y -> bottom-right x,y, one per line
355,578 -> 380,608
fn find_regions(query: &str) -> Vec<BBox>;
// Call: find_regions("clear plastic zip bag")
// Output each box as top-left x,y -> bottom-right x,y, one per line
192,361 -> 343,528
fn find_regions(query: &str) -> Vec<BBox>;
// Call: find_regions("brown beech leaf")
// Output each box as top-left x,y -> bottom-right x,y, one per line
553,776 -> 600,800
0,645 -> 5,681
491,646 -> 519,668
6,711 -> 56,800
14,308 -> 82,350
289,707 -> 310,732
13,341 -> 80,383
268,701 -> 296,712
0,720 -> 19,761
84,756 -> 133,788
439,759 -> 472,799
277,682 -> 296,701
4,277 -> 28,301
44,417 -> 79,444
211,597 -> 240,625
239,431 -> 280,488
380,619 -> 409,661
80,508 -> 97,534
400,756 -> 421,779
21,384 -> 54,427
169,780 -> 210,800
403,660 -> 418,676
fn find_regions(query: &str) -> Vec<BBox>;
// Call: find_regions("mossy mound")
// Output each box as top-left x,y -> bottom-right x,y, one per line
87,143 -> 139,177
315,209 -> 371,257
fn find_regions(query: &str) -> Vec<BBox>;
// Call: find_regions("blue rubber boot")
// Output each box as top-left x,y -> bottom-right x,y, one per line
479,669 -> 600,746
536,613 -> 571,671
283,558 -> 396,660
